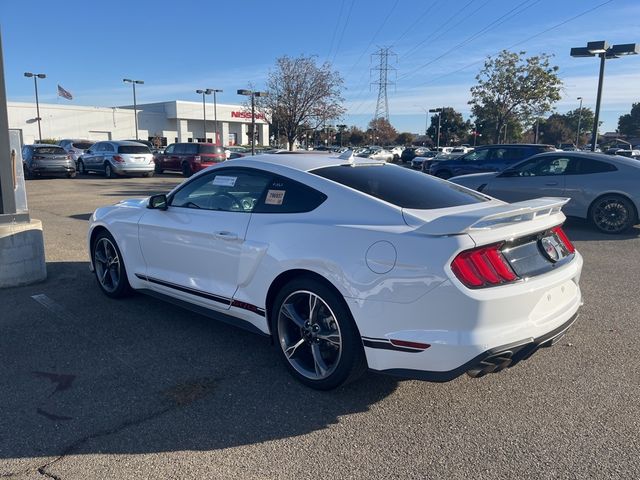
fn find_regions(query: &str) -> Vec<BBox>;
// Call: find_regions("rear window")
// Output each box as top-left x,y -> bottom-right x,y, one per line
312,165 -> 488,209
118,145 -> 150,154
72,142 -> 93,149
198,145 -> 225,155
34,146 -> 66,155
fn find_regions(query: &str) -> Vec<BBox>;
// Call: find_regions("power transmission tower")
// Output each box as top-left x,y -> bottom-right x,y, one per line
371,46 -> 396,122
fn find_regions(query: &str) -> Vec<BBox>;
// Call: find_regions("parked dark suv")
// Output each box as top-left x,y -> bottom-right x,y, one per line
22,144 -> 76,178
428,144 -> 555,179
154,143 -> 226,177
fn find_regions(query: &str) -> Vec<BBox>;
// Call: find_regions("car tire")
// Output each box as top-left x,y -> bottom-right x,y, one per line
182,162 -> 193,178
435,170 -> 452,180
142,172 -> 153,178
92,230 -> 132,298
271,276 -> 367,390
589,194 -> 636,234
77,160 -> 86,175
105,163 -> 115,178
66,171 -> 77,179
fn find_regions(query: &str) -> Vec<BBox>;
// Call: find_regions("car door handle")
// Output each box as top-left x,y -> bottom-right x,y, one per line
214,231 -> 239,241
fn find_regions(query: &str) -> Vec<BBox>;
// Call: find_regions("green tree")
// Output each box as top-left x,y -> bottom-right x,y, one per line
395,132 -> 415,145
469,50 -> 562,144
261,55 -> 345,151
537,114 -> 574,145
618,103 -> 640,137
367,118 -> 397,145
347,126 -> 366,146
427,107 -> 470,146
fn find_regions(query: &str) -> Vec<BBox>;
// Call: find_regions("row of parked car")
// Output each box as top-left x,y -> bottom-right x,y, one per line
22,139 -> 247,179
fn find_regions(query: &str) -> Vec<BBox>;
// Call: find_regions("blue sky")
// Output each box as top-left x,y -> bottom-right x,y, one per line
2,0 -> 639,134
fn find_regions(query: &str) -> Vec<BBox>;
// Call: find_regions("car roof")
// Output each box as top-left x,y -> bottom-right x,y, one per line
226,152 -> 370,173
531,151 -> 640,167
108,140 -> 151,146
29,143 -> 66,148
474,144 -> 553,148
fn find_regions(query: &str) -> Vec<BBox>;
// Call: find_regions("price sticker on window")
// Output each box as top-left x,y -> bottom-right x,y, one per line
265,189 -> 286,205
212,176 -> 237,187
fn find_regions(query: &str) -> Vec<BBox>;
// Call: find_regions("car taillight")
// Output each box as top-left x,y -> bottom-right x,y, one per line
194,155 -> 201,163
451,243 -> 518,288
552,226 -> 575,253
113,155 -> 124,163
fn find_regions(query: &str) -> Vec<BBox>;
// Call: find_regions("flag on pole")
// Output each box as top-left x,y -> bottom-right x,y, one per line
57,84 -> 73,100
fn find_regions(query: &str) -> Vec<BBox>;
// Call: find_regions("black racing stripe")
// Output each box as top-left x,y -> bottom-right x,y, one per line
362,338 -> 424,353
135,273 -> 266,316
136,273 -> 231,306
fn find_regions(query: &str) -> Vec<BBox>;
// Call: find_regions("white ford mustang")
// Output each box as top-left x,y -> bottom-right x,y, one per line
88,152 -> 583,389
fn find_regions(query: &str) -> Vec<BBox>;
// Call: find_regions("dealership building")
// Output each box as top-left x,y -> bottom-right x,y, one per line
7,100 -> 269,147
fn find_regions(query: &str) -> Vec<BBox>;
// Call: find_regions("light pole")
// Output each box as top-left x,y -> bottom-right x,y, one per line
237,89 -> 268,155
24,72 -> 46,141
211,89 -> 222,145
123,78 -> 144,140
571,41 -> 639,151
429,108 -> 443,149
473,121 -> 482,147
575,96 -> 584,148
196,89 -> 212,141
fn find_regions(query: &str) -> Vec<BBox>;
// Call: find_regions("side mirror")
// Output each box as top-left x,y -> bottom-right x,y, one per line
499,169 -> 519,177
148,194 -> 168,210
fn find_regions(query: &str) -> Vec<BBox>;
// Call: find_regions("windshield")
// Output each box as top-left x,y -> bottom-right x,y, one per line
198,145 -> 224,154
312,165 -> 488,209
118,145 -> 150,154
34,146 -> 66,155
72,142 -> 93,149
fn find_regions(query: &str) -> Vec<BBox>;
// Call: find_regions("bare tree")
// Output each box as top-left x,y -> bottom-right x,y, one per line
260,55 -> 345,151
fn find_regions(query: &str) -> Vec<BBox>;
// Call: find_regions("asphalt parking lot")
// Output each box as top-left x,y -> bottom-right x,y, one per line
1,173 -> 639,479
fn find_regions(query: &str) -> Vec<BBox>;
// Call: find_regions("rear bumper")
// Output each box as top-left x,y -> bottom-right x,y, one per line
111,163 -> 155,174
30,165 -> 75,174
378,312 -> 578,382
349,251 -> 583,381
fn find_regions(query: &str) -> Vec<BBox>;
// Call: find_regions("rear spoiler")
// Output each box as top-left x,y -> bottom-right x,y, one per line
407,197 -> 570,236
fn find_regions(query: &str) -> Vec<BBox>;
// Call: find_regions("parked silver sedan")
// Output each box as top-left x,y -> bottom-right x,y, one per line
450,152 -> 640,234
78,141 -> 155,178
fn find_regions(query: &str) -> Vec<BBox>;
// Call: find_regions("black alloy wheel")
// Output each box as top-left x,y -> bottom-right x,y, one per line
92,231 -> 131,298
590,195 -> 636,234
272,277 -> 366,390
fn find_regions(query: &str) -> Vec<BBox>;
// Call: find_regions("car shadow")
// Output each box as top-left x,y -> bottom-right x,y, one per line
0,261 -> 398,464
563,217 -> 640,241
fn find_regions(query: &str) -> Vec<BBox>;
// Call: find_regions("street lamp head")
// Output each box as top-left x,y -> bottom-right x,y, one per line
211,89 -> 223,93
36,74 -> 46,79
428,108 -> 443,113
577,96 -> 583,100
196,89 -> 205,94
134,80 -> 144,84
610,43 -> 639,56
587,40 -> 609,54
123,78 -> 132,83
237,89 -> 252,96
570,47 -> 594,58
254,91 -> 268,98
24,72 -> 33,77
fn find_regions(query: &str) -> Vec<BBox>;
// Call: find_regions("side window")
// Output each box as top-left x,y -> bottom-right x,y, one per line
92,143 -> 103,152
462,149 -> 489,162
575,158 -> 617,174
104,143 -> 115,152
509,148 -> 529,162
174,143 -> 186,154
489,148 -> 510,161
170,169 -> 272,212
185,143 -> 198,155
254,176 -> 328,214
164,144 -> 175,154
513,157 -> 570,176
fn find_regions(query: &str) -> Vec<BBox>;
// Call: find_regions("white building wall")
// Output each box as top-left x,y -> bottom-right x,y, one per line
8,100 -> 269,147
